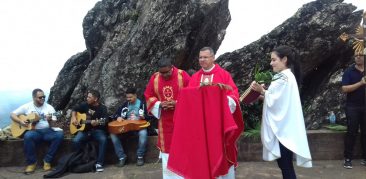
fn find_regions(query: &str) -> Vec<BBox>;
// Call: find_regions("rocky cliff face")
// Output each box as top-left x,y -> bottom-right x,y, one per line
49,0 -> 363,129
216,0 -> 363,129
49,0 -> 231,113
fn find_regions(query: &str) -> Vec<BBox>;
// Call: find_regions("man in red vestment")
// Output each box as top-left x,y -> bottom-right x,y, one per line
168,47 -> 244,179
144,57 -> 190,178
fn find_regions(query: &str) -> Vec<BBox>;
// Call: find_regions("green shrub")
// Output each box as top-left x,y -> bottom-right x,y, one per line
324,124 -> 347,132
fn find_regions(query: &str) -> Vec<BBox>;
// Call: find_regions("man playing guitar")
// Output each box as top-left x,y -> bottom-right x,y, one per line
10,88 -> 64,174
70,89 -> 108,172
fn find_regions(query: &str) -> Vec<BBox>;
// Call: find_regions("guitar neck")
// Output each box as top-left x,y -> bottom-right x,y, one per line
80,120 -> 94,124
80,119 -> 105,125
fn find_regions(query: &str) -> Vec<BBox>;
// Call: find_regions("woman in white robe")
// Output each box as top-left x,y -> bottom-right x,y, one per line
251,45 -> 312,179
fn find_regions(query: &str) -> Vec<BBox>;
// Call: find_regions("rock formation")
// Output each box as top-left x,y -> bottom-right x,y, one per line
49,0 -> 364,130
49,0 -> 231,114
217,0 -> 363,129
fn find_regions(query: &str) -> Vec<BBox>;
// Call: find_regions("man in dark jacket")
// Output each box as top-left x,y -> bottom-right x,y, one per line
110,87 -> 148,167
342,52 -> 366,169
70,89 -> 108,172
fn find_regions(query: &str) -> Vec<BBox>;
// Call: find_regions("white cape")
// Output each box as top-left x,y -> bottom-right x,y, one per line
261,69 -> 312,168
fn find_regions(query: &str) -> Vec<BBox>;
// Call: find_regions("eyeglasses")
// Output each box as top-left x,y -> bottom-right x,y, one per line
38,96 -> 46,99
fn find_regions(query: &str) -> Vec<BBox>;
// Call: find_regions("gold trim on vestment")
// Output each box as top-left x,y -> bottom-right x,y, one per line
159,116 -> 165,152
177,69 -> 183,89
154,73 -> 161,101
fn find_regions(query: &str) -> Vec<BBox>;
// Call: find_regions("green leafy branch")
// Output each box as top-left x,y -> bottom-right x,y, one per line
253,64 -> 283,84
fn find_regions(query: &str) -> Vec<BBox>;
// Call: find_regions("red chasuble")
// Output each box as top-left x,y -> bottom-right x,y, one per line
144,66 -> 190,153
188,64 -> 240,101
168,64 -> 244,178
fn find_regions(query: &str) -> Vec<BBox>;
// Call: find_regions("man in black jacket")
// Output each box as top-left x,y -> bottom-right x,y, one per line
70,89 -> 108,172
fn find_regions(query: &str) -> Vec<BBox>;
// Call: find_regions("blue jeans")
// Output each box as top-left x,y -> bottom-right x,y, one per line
72,129 -> 107,165
110,128 -> 147,159
23,128 -> 64,165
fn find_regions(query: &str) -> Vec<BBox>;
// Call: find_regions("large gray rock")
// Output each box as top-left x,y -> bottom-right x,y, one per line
216,0 -> 363,129
49,0 -> 231,113
49,0 -> 363,130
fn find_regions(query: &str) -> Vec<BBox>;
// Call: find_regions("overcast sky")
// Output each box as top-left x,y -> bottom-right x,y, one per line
0,0 -> 365,93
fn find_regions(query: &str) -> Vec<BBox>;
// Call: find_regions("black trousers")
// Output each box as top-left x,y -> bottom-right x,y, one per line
277,142 -> 296,179
344,106 -> 366,159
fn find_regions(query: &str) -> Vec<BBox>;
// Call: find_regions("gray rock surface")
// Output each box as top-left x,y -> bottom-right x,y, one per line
49,0 -> 230,115
216,0 -> 363,129
49,0 -> 364,129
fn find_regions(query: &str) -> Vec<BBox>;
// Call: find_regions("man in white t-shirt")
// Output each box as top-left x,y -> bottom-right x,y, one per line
10,88 -> 64,175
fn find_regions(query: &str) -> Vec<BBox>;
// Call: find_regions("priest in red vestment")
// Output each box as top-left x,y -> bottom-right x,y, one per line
144,57 -> 190,178
168,47 -> 244,179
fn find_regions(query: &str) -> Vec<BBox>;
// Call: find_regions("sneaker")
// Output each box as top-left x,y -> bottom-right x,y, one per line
361,159 -> 366,166
43,161 -> 52,171
344,159 -> 352,169
116,158 -> 127,167
95,163 -> 104,172
136,156 -> 144,166
24,163 -> 37,174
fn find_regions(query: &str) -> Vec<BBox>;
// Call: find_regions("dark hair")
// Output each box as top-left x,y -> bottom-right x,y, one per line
187,69 -> 196,76
125,87 -> 137,94
157,57 -> 173,68
32,88 -> 43,97
200,47 -> 215,56
88,89 -> 101,100
272,45 -> 302,85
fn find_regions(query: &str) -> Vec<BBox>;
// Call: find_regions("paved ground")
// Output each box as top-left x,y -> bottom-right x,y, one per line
1,160 -> 366,179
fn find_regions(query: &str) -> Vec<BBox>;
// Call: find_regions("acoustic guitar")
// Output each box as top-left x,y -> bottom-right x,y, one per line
69,112 -> 106,135
11,113 -> 40,138
11,111 -> 62,138
108,120 -> 150,134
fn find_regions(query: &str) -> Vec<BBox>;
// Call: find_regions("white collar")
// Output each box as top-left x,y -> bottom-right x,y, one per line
202,64 -> 215,73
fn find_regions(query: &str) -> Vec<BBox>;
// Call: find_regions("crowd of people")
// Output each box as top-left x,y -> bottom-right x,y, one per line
10,46 -> 365,179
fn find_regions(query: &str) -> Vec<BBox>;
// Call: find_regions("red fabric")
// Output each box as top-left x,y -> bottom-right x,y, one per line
144,67 -> 190,153
168,86 -> 242,179
188,64 -> 244,166
241,88 -> 261,104
188,64 -> 240,101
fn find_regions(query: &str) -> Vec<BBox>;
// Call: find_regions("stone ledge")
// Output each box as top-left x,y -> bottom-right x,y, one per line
0,130 -> 361,167
0,135 -> 160,167
238,130 -> 361,161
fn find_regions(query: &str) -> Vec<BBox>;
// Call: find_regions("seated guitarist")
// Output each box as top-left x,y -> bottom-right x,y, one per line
70,89 -> 108,172
110,87 -> 148,167
10,88 -> 64,175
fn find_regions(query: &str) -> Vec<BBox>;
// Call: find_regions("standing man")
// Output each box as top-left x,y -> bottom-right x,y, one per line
110,87 -> 148,167
70,89 -> 108,172
342,51 -> 366,169
144,57 -> 190,178
168,47 -> 244,178
10,88 -> 64,174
